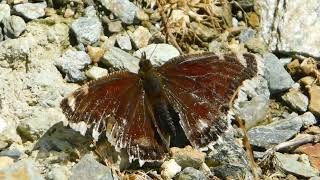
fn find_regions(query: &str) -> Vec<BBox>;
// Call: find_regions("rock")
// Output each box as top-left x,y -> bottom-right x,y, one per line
300,57 -> 317,76
248,114 -> 302,149
0,4 -> 10,23
47,165 -> 71,180
299,76 -> 316,87
170,146 -> 205,169
136,9 -> 149,21
64,8 -> 75,18
71,17 -> 102,46
0,27 -> 3,42
102,35 -> 117,48
176,167 -> 208,180
208,40 -> 229,54
296,143 -> 320,171
0,156 -> 14,170
282,88 -> 309,112
2,15 -> 26,38
116,33 -> 132,50
133,43 -> 180,66
275,152 -> 319,178
300,112 -> 317,127
245,37 -> 269,54
0,159 -> 45,180
279,57 -> 292,67
102,47 -> 140,73
190,22 -> 218,41
0,116 -> 21,150
98,0 -> 139,24
87,46 -> 105,64
85,66 -> 108,80
84,5 -> 96,17
310,177 -> 320,180
0,143 -> 25,159
309,85 -> 320,117
238,28 -> 256,43
237,95 -> 270,129
160,159 -> 182,179
55,50 -> 91,82
287,59 -> 301,75
107,21 -> 123,33
257,0 -> 320,58
248,12 -> 259,28
13,2 -> 46,20
206,133 -> 252,179
263,53 -> 294,94
131,26 -> 152,48
70,154 -> 115,180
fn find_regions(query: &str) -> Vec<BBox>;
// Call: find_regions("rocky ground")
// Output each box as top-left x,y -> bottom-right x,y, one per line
0,0 -> 320,179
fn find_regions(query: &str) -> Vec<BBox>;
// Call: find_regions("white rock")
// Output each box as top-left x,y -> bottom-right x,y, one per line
85,66 -> 108,80
161,159 -> 182,179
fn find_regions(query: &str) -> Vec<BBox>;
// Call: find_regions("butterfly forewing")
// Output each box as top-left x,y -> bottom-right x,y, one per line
158,53 -> 258,148
61,71 -> 166,161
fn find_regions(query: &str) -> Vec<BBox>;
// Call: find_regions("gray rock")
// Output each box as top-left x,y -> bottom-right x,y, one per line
248,114 -> 302,148
71,17 -> 102,46
70,154 -> 115,180
257,0 -> 320,58
275,152 -> 319,178
300,111 -> 317,127
84,5 -> 96,17
170,146 -> 206,169
0,159 -> 45,180
176,167 -> 208,180
239,28 -> 256,43
116,33 -> 132,50
13,2 -> 46,20
0,4 -> 10,23
85,66 -> 108,80
0,27 -> 3,42
237,95 -> 270,129
208,40 -> 229,54
133,43 -> 180,66
99,0 -> 139,24
2,15 -> 26,38
102,47 -> 140,73
282,89 -> 309,112
131,26 -> 152,48
55,50 -> 91,82
263,53 -> 294,94
245,37 -> 269,54
0,143 -> 25,159
108,21 -> 123,33
279,57 -> 292,67
47,165 -> 71,180
310,177 -> 320,180
190,21 -> 218,41
206,133 -> 252,179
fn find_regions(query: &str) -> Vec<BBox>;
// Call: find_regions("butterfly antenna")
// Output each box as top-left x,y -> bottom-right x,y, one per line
148,44 -> 158,61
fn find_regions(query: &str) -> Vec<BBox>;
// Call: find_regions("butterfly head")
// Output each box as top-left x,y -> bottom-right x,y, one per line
138,52 -> 153,78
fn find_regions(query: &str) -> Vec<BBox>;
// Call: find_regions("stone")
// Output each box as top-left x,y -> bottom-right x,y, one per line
299,76 -> 316,87
64,8 -> 75,18
70,154 -> 115,180
237,95 -> 270,129
131,26 -> 152,48
85,66 -> 108,80
102,47 -> 140,73
300,111 -> 318,127
282,88 -> 309,112
296,143 -> 320,171
0,143 -> 25,159
309,85 -> 320,117
257,0 -> 320,58
71,17 -> 102,46
107,21 -> 123,33
245,37 -> 269,54
133,43 -> 180,66
0,159 -> 45,180
160,159 -> 182,179
98,0 -> 139,24
116,33 -> 132,50
208,40 -> 229,54
55,50 -> 91,83
170,146 -> 206,169
47,165 -> 71,180
13,2 -> 46,20
2,15 -> 26,38
263,53 -> 294,94
287,59 -> 301,75
0,156 -> 14,170
84,5 -> 96,17
279,57 -> 292,67
275,152 -> 319,178
87,46 -> 105,64
190,22 -> 218,41
136,9 -> 149,21
238,28 -> 256,43
248,12 -> 259,28
248,114 -> 303,149
0,4 -> 10,23
176,167 -> 208,180
300,58 -> 317,76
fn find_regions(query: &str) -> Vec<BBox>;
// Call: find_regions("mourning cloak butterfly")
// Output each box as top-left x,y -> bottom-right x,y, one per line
60,52 -> 258,163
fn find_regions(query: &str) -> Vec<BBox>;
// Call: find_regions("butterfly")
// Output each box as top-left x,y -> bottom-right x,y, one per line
60,52 -> 258,163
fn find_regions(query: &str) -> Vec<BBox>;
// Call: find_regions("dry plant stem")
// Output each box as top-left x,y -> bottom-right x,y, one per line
156,0 -> 183,54
236,117 -> 260,180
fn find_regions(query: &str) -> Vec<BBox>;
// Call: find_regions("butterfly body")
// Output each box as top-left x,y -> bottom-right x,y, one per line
61,52 -> 259,163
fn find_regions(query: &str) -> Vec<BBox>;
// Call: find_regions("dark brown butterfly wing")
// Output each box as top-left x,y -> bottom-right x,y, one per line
61,72 -> 165,161
158,53 -> 258,148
